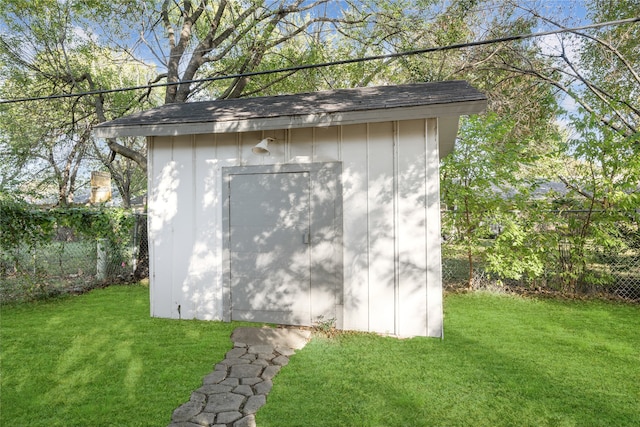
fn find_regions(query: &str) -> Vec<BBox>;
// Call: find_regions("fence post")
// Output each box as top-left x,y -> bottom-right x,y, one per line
132,214 -> 139,274
96,238 -> 108,280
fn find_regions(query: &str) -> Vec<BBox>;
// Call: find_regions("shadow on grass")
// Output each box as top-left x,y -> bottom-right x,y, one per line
0,285 -> 259,427
258,296 -> 640,427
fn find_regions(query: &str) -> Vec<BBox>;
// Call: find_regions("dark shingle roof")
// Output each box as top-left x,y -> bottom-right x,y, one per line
94,80 -> 486,138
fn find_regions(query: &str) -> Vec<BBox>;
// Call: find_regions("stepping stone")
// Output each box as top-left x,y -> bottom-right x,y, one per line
203,370 -> 227,384
191,411 -> 216,426
254,379 -> 272,395
229,363 -> 263,378
190,392 -> 207,405
261,365 -> 281,380
226,347 -> 248,359
241,377 -> 262,386
256,353 -> 275,361
251,358 -> 269,367
195,384 -> 233,395
216,411 -> 243,424
204,392 -> 245,412
233,414 -> 256,427
168,327 -> 311,427
221,357 -> 251,366
233,384 -> 254,397
272,355 -> 289,366
275,347 -> 296,357
172,401 -> 204,423
231,327 -> 310,349
248,344 -> 274,355
220,378 -> 240,387
242,395 -> 266,415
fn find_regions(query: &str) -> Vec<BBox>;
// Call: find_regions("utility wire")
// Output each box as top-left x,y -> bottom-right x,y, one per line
1,16 -> 638,105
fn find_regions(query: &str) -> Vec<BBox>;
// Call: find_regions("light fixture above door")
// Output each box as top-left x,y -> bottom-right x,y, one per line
252,137 -> 274,155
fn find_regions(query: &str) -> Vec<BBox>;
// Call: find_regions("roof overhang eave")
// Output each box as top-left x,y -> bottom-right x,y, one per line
93,99 -> 486,139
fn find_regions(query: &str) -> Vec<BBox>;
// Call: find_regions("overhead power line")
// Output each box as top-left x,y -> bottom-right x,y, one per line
0,16 -> 638,105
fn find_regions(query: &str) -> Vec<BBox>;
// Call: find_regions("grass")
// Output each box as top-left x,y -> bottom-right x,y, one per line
258,293 -> 640,427
0,284 -> 246,427
2,287 -> 639,427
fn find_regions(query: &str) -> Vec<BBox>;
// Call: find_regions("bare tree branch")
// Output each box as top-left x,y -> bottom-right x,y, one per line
517,3 -> 640,86
497,58 -> 636,137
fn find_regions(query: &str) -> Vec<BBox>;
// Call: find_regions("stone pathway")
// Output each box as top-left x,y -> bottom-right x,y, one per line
168,327 -> 311,427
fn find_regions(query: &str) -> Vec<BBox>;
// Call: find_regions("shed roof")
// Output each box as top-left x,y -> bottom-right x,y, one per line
94,80 -> 487,138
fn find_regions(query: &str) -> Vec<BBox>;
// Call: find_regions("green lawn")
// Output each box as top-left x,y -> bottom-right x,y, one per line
0,285 -> 243,427
1,286 -> 639,427
258,293 -> 640,427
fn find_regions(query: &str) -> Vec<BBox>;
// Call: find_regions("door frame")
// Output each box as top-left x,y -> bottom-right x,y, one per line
221,162 -> 343,326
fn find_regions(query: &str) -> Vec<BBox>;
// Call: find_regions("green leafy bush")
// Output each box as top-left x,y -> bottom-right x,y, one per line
1,196 -> 134,250
1,195 -> 136,287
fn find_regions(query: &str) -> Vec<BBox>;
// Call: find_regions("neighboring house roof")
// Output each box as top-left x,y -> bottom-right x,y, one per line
94,80 -> 487,139
533,181 -> 570,198
488,181 -> 571,201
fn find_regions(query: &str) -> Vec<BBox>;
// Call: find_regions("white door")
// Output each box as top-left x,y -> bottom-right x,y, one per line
228,172 -> 312,325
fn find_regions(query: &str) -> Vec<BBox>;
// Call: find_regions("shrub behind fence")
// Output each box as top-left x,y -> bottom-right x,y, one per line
441,210 -> 640,301
3,204 -> 638,303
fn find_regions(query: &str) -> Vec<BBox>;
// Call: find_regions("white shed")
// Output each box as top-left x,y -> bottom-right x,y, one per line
95,81 -> 486,338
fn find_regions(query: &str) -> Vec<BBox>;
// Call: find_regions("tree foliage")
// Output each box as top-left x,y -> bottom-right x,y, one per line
0,0 -> 638,293
0,0 -> 369,188
0,0 -> 159,203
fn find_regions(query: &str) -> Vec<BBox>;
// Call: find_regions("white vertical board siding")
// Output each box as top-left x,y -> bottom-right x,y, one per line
426,119 -> 444,337
148,136 -> 175,318
148,118 -> 446,337
314,126 -> 340,161
238,131 -> 261,166
340,124 -> 370,331
170,135 -> 196,319
289,127 -> 314,161
366,121 -> 396,334
214,132 -> 242,321
397,120 -> 429,337
188,133 -> 220,319
339,120 -> 442,337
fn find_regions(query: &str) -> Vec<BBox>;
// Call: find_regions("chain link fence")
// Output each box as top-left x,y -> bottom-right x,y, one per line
441,211 -> 640,302
0,213 -> 148,303
442,256 -> 640,301
3,207 -> 638,303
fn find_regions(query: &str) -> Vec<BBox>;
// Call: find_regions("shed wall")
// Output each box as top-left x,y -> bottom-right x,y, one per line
148,118 -> 443,337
